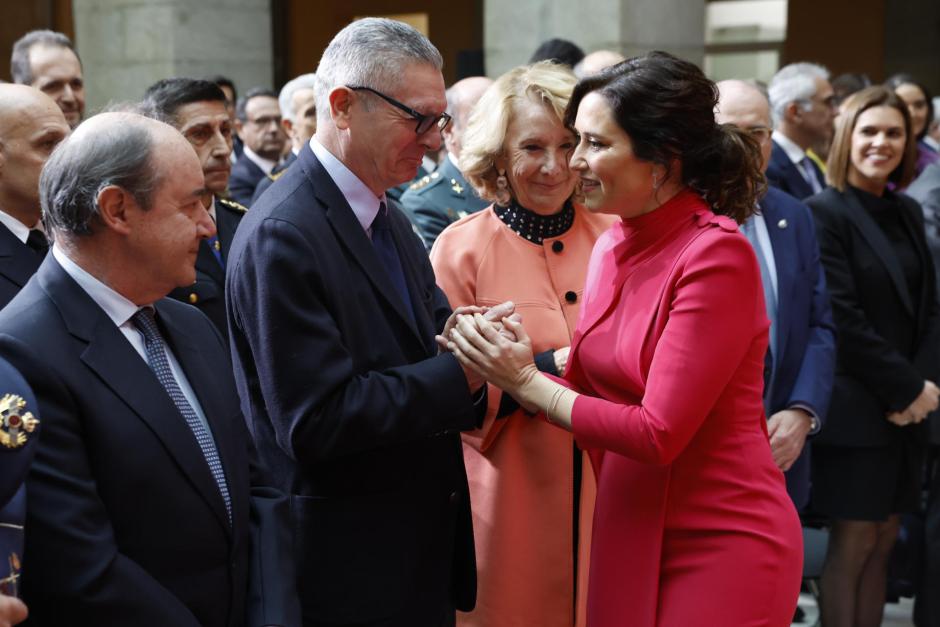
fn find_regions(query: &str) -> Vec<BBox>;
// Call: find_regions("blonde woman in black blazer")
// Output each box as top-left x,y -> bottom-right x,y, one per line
807,85 -> 940,627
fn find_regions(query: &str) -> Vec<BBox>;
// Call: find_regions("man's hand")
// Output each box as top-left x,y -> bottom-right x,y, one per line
0,594 -> 27,626
767,408 -> 813,472
553,347 -> 570,376
900,380 -> 940,424
436,301 -> 516,354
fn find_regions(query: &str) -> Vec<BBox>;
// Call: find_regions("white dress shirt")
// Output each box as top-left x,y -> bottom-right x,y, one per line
0,209 -> 40,244
310,138 -> 385,234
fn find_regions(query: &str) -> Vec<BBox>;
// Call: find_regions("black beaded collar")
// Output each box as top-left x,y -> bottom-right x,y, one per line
494,201 -> 575,245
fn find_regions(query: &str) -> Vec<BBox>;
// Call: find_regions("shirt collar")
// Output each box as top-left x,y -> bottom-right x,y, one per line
52,245 -> 141,328
208,196 -> 217,222
242,145 -> 279,175
310,138 -> 385,233
0,209 -> 40,244
772,131 -> 808,165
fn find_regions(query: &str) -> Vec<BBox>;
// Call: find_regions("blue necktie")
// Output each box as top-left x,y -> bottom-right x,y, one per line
132,308 -> 232,523
371,203 -> 415,325
742,218 -> 778,404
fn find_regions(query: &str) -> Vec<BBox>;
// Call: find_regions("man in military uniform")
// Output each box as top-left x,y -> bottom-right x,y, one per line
251,74 -> 317,205
142,78 -> 246,340
0,356 -> 38,626
0,84 -> 70,308
399,76 -> 492,251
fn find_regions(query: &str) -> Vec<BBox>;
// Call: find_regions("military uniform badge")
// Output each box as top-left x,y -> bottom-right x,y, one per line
0,395 -> 38,449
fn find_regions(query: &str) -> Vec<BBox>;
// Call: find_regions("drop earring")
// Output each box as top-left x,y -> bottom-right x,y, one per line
495,169 -> 511,206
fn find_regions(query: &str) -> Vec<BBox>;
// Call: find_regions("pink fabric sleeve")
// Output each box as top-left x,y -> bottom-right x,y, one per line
571,234 -> 765,465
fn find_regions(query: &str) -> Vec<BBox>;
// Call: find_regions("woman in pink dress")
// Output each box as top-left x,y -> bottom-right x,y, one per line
445,51 -> 803,627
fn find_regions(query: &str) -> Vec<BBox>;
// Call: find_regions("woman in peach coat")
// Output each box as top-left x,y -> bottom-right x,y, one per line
430,63 -> 614,627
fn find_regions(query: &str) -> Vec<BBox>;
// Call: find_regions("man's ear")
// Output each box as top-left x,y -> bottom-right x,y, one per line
786,101 -> 802,123
95,185 -> 134,236
281,118 -> 295,139
330,87 -> 354,131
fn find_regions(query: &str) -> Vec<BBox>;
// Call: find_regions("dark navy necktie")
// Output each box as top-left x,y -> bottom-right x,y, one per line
25,230 -> 48,256
371,203 -> 415,325
132,308 -> 232,524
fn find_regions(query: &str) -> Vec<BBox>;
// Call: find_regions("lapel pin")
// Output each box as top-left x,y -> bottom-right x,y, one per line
777,219 -> 788,229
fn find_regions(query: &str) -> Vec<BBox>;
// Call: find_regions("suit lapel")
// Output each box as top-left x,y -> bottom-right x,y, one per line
843,189 -> 915,316
302,149 -> 425,346
38,258 -> 233,534
761,200 -> 793,358
0,225 -> 42,289
390,207 -> 438,354
771,141 -> 812,200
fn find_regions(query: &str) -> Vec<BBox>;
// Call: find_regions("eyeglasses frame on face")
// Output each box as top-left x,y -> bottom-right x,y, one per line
745,125 -> 772,143
346,85 -> 452,134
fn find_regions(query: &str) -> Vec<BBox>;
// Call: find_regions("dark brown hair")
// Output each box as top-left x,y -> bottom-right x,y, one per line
826,86 -> 917,192
563,51 -> 765,223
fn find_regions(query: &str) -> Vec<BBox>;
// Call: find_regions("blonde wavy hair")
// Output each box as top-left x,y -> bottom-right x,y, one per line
459,61 -> 577,203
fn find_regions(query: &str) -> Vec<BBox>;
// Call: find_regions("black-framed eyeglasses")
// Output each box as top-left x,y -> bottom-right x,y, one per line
347,85 -> 452,134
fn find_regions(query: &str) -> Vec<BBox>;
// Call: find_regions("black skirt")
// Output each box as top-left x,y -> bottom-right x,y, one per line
810,437 -> 925,521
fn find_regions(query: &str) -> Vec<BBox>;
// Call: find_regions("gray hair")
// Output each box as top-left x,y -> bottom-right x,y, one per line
315,18 -> 443,121
10,30 -> 80,85
768,62 -> 829,127
40,118 -> 158,238
278,73 -> 317,122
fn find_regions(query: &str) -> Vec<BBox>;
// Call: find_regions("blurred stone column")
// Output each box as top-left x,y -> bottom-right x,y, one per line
484,0 -> 705,77
73,0 -> 273,114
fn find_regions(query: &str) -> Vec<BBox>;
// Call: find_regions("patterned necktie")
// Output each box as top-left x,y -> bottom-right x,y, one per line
132,308 -> 231,523
371,203 -> 415,324
742,218 -> 778,405
25,230 -> 48,256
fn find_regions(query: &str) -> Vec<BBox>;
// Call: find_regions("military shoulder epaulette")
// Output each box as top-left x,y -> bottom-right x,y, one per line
219,197 -> 249,213
408,170 -> 443,193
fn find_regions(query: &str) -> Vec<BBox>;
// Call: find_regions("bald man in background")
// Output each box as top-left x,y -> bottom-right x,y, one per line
399,76 -> 492,251
0,84 -> 69,308
573,49 -> 625,78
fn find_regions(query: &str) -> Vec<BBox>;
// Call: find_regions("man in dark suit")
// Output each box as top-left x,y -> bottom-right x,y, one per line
0,84 -> 69,308
717,80 -> 836,509
251,74 -> 317,206
767,63 -> 837,200
229,88 -> 286,206
399,76 -> 492,251
142,78 -> 246,339
10,30 -> 85,129
227,18 -> 511,627
0,112 -> 298,626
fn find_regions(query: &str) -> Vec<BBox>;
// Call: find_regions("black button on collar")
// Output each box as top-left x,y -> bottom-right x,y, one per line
565,291 -> 577,303
552,240 -> 564,253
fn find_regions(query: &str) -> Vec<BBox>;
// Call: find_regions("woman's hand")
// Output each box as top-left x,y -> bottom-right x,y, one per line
448,314 -> 539,397
435,301 -> 516,353
890,380 -> 940,425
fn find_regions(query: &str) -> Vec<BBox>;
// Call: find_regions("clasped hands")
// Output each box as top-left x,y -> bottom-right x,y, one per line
436,301 -> 540,406
886,380 -> 939,426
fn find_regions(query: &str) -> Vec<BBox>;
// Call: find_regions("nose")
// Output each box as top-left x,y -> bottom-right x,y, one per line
543,150 -> 565,175
419,127 -> 443,151
197,205 -> 217,239
872,132 -> 887,146
60,84 -> 75,104
569,142 -> 586,171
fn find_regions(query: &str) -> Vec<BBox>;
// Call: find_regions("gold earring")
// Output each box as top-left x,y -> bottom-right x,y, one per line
495,169 -> 511,206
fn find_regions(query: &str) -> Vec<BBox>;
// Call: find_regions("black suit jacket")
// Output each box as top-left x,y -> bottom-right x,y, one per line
168,197 -> 245,341
0,223 -> 43,309
0,255 -> 298,627
767,139 -> 824,201
226,144 -> 480,625
807,187 -> 940,447
229,157 -> 267,207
